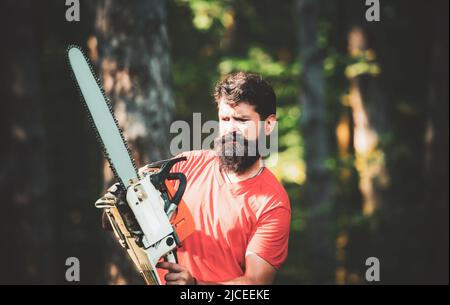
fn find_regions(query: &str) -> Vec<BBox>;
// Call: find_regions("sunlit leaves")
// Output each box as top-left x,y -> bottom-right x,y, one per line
266,105 -> 305,186
178,0 -> 234,31
218,47 -> 300,77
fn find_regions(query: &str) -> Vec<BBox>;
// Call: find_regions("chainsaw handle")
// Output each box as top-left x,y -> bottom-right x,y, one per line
148,156 -> 187,207
166,173 -> 187,207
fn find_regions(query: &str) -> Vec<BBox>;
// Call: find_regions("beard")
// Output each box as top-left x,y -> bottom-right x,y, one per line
214,131 -> 260,174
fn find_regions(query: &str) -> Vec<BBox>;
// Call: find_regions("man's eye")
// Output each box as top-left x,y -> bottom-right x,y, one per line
221,117 -> 230,122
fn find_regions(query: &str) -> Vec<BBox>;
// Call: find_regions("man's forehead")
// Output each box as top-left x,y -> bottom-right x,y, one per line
218,99 -> 256,116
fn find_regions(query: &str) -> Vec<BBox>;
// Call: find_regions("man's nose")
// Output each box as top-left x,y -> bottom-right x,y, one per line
223,119 -> 241,134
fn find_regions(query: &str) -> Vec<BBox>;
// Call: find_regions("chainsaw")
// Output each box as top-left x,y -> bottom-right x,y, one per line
67,45 -> 194,285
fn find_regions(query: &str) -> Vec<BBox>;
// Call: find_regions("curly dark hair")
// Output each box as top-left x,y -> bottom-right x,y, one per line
213,72 -> 276,120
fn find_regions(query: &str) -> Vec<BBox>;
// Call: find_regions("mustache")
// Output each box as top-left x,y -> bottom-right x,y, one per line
214,131 -> 259,157
214,132 -> 252,152
219,131 -> 246,144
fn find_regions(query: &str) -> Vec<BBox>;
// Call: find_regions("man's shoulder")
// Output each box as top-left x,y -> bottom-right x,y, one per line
176,149 -> 217,165
260,167 -> 289,197
172,150 -> 217,174
257,167 -> 291,212
178,149 -> 217,158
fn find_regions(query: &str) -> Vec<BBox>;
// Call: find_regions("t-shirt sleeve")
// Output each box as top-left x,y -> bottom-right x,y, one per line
246,193 -> 291,270
169,150 -> 208,174
138,151 -> 190,176
170,151 -> 191,173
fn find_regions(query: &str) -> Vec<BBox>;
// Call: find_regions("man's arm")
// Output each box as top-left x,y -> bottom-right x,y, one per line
157,252 -> 276,285
200,252 -> 276,285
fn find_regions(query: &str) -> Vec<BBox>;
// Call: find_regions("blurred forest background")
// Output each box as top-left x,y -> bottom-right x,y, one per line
0,0 -> 448,284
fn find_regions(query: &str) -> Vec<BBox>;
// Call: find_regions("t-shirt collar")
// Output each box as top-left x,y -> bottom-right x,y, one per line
213,156 -> 265,186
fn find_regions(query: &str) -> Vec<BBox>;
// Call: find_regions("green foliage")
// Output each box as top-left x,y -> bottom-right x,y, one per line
180,0 -> 234,31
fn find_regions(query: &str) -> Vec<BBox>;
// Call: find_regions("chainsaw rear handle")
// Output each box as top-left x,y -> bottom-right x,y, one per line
147,156 -> 187,210
166,172 -> 186,207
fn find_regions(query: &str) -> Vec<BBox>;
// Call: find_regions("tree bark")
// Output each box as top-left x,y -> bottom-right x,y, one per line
345,26 -> 390,216
94,0 -> 174,284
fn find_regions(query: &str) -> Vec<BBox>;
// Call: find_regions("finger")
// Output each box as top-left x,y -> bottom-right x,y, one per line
166,279 -> 185,285
101,211 -> 113,231
156,261 -> 184,272
94,196 -> 116,208
107,183 -> 119,193
156,262 -> 185,273
165,272 -> 184,282
104,193 -> 117,200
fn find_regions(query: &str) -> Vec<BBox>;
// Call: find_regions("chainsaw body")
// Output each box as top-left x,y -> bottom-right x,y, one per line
101,157 -> 194,285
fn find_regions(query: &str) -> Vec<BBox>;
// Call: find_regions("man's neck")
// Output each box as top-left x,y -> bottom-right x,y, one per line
223,158 -> 264,183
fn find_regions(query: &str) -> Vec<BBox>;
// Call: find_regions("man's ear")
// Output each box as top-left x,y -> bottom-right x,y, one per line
264,114 -> 277,136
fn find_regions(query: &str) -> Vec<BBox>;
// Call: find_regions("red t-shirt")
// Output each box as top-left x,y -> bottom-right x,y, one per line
158,150 -> 291,283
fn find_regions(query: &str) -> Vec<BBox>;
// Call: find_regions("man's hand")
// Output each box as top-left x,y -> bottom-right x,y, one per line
156,261 -> 196,285
94,183 -> 125,231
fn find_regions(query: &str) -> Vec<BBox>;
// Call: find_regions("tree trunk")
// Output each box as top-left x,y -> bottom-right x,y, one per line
345,26 -> 390,216
0,0 -> 55,284
94,0 -> 174,284
297,0 -> 335,284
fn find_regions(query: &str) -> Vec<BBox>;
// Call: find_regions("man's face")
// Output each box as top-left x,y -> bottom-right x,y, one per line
215,99 -> 264,174
217,98 -> 262,141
